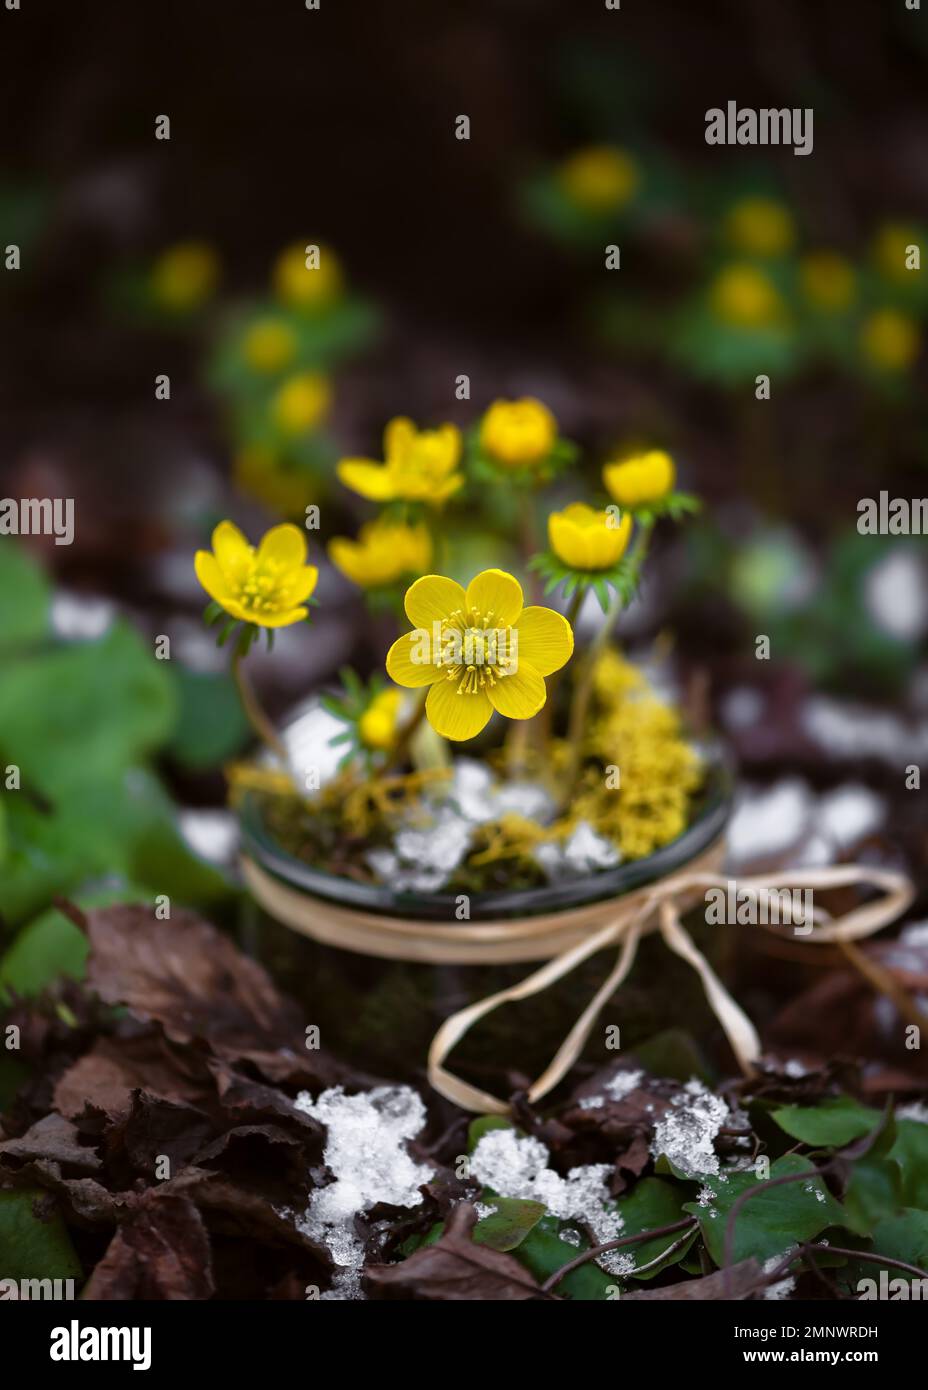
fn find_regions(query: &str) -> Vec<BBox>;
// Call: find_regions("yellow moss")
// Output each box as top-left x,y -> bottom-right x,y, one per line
572,649 -> 701,860
468,813 -> 550,866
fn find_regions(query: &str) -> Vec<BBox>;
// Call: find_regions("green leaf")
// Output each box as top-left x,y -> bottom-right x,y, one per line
467,1115 -> 512,1153
473,1196 -> 546,1252
0,906 -> 89,1000
0,766 -> 231,928
0,1189 -> 82,1285
890,1120 -> 928,1209
854,1210 -> 928,1287
515,1215 -> 615,1301
166,666 -> 250,770
0,542 -> 51,652
610,1176 -> 696,1279
771,1097 -> 881,1148
684,1154 -> 846,1266
0,621 -> 176,792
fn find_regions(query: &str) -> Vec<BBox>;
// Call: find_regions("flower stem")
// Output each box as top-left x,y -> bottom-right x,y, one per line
560,518 -> 654,806
534,585 -> 585,750
231,650 -> 289,766
381,687 -> 429,775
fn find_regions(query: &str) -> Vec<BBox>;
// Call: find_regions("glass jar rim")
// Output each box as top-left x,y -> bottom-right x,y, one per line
238,736 -> 736,924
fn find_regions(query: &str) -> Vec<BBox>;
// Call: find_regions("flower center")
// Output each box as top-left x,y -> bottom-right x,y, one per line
440,608 -> 518,696
238,563 -> 285,614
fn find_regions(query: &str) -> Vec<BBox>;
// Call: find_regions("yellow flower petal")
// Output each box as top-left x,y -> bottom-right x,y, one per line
386,632 -> 439,688
211,520 -> 252,582
548,511 -> 591,569
425,679 -> 493,741
514,607 -> 574,677
404,575 -> 467,630
253,606 -> 311,628
336,459 -> 397,501
487,663 -> 546,720
195,551 -> 233,606
465,569 -> 523,625
257,522 -> 307,570
285,566 -> 318,604
384,416 -> 416,460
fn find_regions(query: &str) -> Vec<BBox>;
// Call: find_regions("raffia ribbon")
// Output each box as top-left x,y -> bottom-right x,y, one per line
241,845 -> 914,1115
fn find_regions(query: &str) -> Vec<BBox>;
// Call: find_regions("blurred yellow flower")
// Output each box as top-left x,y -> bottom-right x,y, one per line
386,569 -> 573,741
603,450 -> 675,509
337,417 -> 463,504
480,397 -> 558,468
548,503 -> 632,571
872,223 -> 921,284
724,197 -> 795,258
271,372 -> 331,435
800,252 -> 856,312
859,309 -> 920,371
150,242 -> 219,311
558,146 -> 638,212
243,317 -> 298,373
273,242 -> 343,309
710,262 -> 785,328
328,517 -> 432,589
195,521 -> 318,628
359,688 -> 403,751
233,446 -> 313,515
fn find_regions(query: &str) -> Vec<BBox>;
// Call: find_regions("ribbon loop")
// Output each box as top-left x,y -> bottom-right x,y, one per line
242,844 -> 915,1115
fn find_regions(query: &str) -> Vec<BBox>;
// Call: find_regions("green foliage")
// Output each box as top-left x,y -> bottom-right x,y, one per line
0,548 -> 233,948
684,1154 -> 845,1266
0,1189 -> 82,1285
166,666 -> 251,770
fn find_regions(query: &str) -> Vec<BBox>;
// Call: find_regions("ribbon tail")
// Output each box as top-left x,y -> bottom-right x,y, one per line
658,901 -> 761,1076
427,916 -> 642,1114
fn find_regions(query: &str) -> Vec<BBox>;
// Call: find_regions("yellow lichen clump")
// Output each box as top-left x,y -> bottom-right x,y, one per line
571,649 -> 702,860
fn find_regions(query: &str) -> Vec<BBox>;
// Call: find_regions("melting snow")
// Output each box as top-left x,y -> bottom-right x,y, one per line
292,1084 -> 433,1300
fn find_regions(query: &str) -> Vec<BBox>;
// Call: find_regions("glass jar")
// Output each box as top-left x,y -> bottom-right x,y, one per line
237,717 -> 735,1091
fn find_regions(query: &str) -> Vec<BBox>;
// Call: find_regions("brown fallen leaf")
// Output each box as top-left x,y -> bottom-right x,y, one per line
82,1194 -> 215,1300
364,1203 -> 545,1300
54,1034 -> 209,1122
72,903 -> 347,1087
0,1113 -> 102,1174
621,1257 -> 765,1300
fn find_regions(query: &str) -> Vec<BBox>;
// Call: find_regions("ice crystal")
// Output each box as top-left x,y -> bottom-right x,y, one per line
534,821 -> 622,880
470,1128 -> 629,1275
293,1085 -> 433,1300
650,1079 -> 730,1178
762,1252 -> 797,1301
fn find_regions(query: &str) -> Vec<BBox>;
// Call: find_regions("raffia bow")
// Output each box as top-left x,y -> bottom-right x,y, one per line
241,846 -> 914,1115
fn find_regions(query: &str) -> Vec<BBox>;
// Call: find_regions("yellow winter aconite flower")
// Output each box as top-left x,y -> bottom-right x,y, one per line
710,263 -> 785,328
195,521 -> 318,628
359,688 -> 403,751
271,372 -> 331,435
386,569 -> 573,741
724,197 -> 795,258
150,242 -> 219,311
872,223 -> 920,284
243,317 -> 298,373
603,450 -> 675,509
337,417 -> 463,505
273,242 -> 343,309
859,309 -> 921,371
800,252 -> 856,312
480,398 -> 558,469
557,146 -> 638,212
328,518 -> 432,589
548,503 -> 631,570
